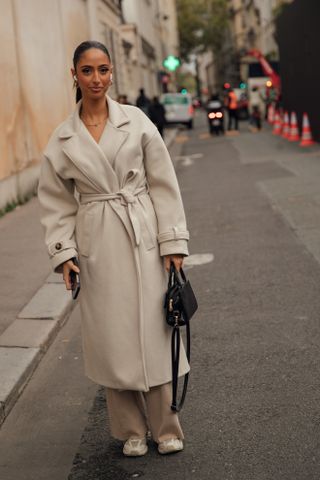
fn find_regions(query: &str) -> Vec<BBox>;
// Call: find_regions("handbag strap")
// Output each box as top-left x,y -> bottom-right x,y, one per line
170,317 -> 191,412
169,263 -> 187,287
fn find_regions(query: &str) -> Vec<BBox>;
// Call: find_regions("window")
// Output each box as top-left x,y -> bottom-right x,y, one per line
162,95 -> 189,105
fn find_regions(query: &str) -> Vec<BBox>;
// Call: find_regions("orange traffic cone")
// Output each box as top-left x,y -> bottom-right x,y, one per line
288,112 -> 300,141
272,111 -> 282,135
300,113 -> 315,147
282,112 -> 290,139
268,104 -> 275,124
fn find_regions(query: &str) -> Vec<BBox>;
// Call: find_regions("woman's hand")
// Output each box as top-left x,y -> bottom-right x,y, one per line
164,254 -> 184,272
62,259 -> 80,290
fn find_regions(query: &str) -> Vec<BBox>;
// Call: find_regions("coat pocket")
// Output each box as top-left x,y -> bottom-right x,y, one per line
76,211 -> 94,257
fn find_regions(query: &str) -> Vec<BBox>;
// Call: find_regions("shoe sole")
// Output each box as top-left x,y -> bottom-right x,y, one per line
158,446 -> 183,455
123,446 -> 148,457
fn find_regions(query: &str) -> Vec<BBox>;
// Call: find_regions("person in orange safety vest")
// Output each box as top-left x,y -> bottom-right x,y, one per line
227,89 -> 238,131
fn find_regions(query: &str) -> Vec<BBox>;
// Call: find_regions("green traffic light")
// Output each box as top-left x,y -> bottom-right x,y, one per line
163,55 -> 180,72
239,82 -> 247,89
181,88 -> 187,94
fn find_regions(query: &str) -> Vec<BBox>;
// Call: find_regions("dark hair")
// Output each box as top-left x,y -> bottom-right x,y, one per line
73,41 -> 111,103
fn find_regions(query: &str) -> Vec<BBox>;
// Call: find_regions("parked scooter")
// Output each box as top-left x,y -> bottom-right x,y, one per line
206,95 -> 224,135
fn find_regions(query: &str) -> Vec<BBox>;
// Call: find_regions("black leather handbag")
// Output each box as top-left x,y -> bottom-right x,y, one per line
164,263 -> 198,412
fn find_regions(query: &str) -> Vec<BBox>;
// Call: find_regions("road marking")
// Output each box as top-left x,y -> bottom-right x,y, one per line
175,135 -> 189,144
199,132 -> 211,140
184,253 -> 214,268
225,130 -> 240,136
183,157 -> 193,166
174,155 -> 194,166
175,153 -> 203,167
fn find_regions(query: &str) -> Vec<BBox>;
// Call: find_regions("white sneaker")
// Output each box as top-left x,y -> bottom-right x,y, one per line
123,437 -> 148,457
158,438 -> 184,455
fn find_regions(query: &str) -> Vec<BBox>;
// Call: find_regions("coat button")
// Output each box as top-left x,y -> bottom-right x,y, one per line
55,242 -> 62,250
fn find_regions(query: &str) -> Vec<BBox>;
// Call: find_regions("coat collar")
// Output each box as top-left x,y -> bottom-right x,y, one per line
58,95 -> 130,139
58,95 -> 130,193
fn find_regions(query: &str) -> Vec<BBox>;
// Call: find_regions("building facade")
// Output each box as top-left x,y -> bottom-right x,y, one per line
228,0 -> 293,57
120,0 -> 179,102
200,0 -> 294,90
0,0 -> 179,211
197,0 -> 294,100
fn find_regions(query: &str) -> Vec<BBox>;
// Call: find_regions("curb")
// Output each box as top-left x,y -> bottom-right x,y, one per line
0,130 -> 178,427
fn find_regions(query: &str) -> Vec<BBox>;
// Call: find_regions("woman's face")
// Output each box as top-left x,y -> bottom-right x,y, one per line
72,48 -> 112,101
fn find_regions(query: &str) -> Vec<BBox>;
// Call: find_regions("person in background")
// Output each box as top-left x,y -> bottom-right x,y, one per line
227,88 -> 238,131
148,96 -> 166,137
118,94 -> 132,105
264,85 -> 276,120
207,93 -> 223,110
136,88 -> 151,117
249,86 -> 263,129
206,93 -> 224,134
251,106 -> 262,130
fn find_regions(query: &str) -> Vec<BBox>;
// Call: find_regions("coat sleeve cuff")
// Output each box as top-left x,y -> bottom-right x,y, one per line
159,239 -> 189,257
50,248 -> 78,273
157,228 -> 190,243
48,239 -> 77,256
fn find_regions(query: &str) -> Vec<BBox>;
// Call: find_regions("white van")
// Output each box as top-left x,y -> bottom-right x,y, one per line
160,93 -> 194,129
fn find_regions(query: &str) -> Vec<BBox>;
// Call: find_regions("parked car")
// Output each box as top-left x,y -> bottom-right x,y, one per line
160,93 -> 194,129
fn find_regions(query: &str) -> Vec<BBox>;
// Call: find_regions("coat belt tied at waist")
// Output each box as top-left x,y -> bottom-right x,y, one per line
79,186 -> 155,250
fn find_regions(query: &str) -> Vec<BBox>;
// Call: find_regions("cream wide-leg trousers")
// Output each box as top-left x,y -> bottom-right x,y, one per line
106,382 -> 184,443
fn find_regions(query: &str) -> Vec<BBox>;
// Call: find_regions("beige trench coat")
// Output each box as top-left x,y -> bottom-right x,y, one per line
38,95 -> 190,391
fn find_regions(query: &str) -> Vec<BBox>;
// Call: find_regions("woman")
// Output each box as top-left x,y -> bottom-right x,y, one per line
38,41 -> 190,457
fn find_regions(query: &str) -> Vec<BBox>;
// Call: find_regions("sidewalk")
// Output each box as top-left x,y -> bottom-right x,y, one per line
0,128 -> 178,426
228,125 -> 320,267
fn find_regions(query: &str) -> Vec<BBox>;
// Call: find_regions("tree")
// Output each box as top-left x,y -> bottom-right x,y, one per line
176,0 -> 229,97
176,0 -> 229,61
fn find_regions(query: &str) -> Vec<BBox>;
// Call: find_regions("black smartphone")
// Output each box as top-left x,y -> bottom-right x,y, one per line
70,257 -> 81,300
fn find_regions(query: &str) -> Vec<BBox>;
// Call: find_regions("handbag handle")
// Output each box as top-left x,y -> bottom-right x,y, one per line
169,262 -> 187,287
168,261 -> 191,412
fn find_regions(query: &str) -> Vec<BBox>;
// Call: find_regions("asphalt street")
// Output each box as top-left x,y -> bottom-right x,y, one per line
2,113 -> 320,480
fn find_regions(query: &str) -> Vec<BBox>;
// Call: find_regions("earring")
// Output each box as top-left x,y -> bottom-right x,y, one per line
110,74 -> 113,85
73,75 -> 77,81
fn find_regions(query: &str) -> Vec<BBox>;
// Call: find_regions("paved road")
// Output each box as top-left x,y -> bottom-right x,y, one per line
2,114 -> 320,479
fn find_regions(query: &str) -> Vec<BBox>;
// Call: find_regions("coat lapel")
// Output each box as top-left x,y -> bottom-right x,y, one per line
58,96 -> 130,193
103,96 -> 130,168
102,121 -> 129,169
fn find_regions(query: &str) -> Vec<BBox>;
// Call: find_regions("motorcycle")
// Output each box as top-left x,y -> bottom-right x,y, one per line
206,100 -> 224,135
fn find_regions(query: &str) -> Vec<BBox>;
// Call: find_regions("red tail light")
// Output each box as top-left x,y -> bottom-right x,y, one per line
188,105 -> 194,115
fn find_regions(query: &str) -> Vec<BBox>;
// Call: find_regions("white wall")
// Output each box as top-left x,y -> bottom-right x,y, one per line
0,0 -> 117,209
0,0 -> 180,209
